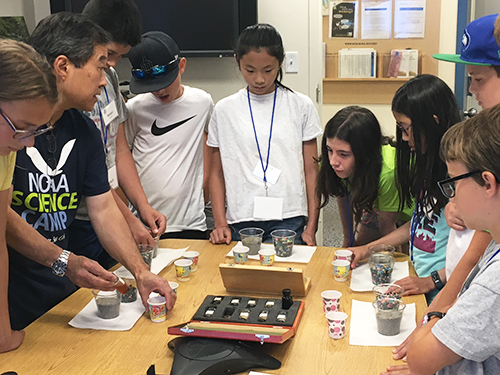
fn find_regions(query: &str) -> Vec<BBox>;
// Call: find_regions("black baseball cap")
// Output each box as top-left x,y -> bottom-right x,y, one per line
128,31 -> 180,94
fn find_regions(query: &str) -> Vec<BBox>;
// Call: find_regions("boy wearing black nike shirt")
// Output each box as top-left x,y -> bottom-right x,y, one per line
121,32 -> 214,239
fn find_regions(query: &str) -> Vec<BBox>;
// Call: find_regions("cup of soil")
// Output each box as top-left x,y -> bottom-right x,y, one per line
271,229 -> 296,257
93,290 -> 121,319
239,228 -> 265,255
372,297 -> 406,336
369,253 -> 395,285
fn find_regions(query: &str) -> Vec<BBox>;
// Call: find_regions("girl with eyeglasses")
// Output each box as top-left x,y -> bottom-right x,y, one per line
0,39 -> 57,353
208,24 -> 322,245
316,106 -> 414,248
350,74 -> 461,304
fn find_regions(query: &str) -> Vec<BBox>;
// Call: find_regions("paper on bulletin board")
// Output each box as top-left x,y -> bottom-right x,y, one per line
329,1 -> 358,38
361,1 -> 392,39
394,0 -> 426,39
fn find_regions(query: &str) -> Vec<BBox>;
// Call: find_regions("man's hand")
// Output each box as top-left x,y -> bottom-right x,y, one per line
66,253 -> 116,290
128,216 -> 156,247
135,270 -> 177,311
0,329 -> 25,354
138,205 -> 167,238
444,202 -> 467,231
395,276 -> 434,296
210,226 -> 232,245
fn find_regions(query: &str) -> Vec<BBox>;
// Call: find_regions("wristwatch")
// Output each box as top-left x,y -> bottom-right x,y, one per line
422,311 -> 446,326
431,270 -> 445,290
51,250 -> 71,277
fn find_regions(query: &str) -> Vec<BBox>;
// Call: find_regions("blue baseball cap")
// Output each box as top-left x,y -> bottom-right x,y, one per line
433,14 -> 500,66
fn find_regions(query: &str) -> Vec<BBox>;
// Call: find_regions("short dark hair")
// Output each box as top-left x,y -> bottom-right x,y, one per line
28,12 -> 111,68
83,0 -> 142,47
493,65 -> 500,77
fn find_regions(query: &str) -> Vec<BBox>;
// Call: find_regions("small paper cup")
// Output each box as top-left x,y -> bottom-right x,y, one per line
174,259 -> 192,281
326,311 -> 348,339
321,290 -> 342,314
148,295 -> 167,323
183,251 -> 200,272
232,246 -> 249,264
169,281 -> 179,294
258,249 -> 276,266
332,260 -> 350,282
334,249 -> 353,262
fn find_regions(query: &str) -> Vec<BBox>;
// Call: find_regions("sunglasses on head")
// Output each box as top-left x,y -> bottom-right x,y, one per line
131,56 -> 178,80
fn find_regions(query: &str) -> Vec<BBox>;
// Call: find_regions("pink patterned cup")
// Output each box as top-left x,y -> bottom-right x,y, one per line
334,249 -> 353,262
326,311 -> 348,339
321,290 -> 342,314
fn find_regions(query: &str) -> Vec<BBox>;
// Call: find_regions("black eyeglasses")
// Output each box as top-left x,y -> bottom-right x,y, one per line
131,56 -> 178,79
0,107 -> 52,139
438,170 -> 481,199
396,121 -> 412,136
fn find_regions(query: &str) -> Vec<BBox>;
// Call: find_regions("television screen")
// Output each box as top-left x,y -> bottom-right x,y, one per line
50,0 -> 257,57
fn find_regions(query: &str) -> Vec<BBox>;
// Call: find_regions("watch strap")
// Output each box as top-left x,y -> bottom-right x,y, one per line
51,250 -> 71,277
431,270 -> 445,290
422,311 -> 446,326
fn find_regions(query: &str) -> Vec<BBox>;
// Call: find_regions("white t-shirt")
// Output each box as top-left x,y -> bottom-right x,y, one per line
125,86 -> 214,233
445,228 -> 475,281
207,86 -> 322,224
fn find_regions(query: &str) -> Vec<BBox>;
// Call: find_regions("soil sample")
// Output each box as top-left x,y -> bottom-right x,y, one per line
96,297 -> 120,319
375,310 -> 403,336
242,236 -> 262,255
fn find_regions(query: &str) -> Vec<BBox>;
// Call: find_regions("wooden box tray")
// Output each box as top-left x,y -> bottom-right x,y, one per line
219,263 -> 311,297
168,295 -> 305,344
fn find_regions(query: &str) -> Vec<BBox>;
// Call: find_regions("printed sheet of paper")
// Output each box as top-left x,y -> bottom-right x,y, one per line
361,1 -> 392,39
329,1 -> 358,38
394,0 -> 426,38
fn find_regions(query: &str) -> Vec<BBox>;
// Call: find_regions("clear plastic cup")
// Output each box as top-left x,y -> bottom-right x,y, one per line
271,229 -> 296,257
239,227 -> 264,255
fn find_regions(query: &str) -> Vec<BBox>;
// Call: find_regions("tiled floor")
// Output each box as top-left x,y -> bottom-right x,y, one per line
322,198 -> 344,247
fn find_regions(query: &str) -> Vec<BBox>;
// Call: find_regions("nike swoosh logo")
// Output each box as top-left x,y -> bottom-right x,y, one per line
151,115 -> 197,136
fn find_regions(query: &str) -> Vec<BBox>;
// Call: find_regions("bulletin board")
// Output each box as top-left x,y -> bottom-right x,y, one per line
323,0 -> 441,104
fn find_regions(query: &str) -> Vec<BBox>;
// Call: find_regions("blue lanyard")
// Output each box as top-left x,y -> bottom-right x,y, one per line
410,204 -> 421,262
345,178 -> 355,247
247,84 -> 277,195
97,87 -> 110,153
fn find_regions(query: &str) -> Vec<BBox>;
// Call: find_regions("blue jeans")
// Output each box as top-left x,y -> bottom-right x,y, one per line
229,216 -> 308,244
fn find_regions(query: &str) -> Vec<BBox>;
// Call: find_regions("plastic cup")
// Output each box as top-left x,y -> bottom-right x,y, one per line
369,244 -> 396,257
232,246 -> 249,264
169,281 -> 179,294
372,283 -> 405,300
334,249 -> 353,262
325,311 -> 348,339
239,227 -> 264,255
271,229 -> 296,257
148,295 -> 167,323
258,249 -> 276,266
183,251 -> 199,272
153,236 -> 159,258
138,243 -> 154,269
369,253 -> 395,285
373,297 -> 406,336
92,289 -> 120,319
321,290 -> 342,314
174,259 -> 192,282
332,259 -> 350,282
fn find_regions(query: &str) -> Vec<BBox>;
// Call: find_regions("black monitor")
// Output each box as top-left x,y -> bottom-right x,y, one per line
50,0 -> 258,57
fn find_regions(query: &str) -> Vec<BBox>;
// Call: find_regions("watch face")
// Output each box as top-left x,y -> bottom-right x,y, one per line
52,260 -> 68,276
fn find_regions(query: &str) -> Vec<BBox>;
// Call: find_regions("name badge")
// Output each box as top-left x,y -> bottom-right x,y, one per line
253,196 -> 283,220
108,165 -> 119,189
102,100 -> 118,126
252,162 -> 281,185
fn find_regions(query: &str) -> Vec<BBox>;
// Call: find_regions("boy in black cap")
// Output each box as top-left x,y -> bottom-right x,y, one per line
68,0 -> 166,268
120,32 -> 213,239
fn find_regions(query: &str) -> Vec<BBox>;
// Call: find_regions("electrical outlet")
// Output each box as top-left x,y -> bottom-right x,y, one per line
285,51 -> 299,73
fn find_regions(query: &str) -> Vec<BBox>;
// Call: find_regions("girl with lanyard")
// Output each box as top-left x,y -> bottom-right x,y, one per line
316,106 -> 414,248
208,23 -> 322,245
350,75 -> 461,303
0,39 -> 57,353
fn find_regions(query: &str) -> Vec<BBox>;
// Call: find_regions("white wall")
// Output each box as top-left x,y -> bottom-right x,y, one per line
322,0 -> 458,138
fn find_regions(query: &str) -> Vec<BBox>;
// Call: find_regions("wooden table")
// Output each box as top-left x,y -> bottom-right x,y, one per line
0,239 -> 426,374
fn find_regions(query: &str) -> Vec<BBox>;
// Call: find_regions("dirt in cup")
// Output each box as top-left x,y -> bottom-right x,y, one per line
242,236 -> 261,255
376,311 -> 403,336
96,298 -> 120,319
